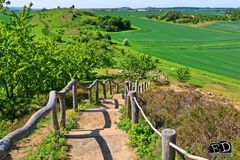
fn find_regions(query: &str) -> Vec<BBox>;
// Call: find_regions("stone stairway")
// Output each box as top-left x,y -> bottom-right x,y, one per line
66,94 -> 135,160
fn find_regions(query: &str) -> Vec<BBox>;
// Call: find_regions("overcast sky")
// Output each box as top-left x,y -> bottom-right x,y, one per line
9,0 -> 240,9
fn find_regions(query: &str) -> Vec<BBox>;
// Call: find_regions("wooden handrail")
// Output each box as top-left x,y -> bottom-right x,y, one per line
86,79 -> 98,90
0,72 -> 162,159
126,78 -> 208,160
57,80 -> 76,97
0,91 -> 58,159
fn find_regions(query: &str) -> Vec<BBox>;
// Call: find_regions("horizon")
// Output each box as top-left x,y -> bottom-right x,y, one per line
8,0 -> 240,9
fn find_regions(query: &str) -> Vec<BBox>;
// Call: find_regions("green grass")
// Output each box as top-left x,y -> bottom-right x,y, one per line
201,21 -> 240,33
95,11 -> 240,80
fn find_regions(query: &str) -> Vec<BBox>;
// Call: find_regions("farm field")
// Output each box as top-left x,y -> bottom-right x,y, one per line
95,11 -> 240,80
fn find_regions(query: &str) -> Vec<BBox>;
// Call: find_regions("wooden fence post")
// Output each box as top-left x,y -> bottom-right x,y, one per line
103,83 -> 107,98
135,80 -> 139,93
59,97 -> 66,128
51,99 -> 59,132
129,91 -> 139,124
124,81 -> 129,102
141,83 -> 145,92
162,129 -> 176,160
116,84 -> 119,94
144,82 -> 147,90
126,94 -> 131,119
138,85 -> 141,93
96,81 -> 99,102
72,82 -> 78,111
109,81 -> 112,95
88,89 -> 92,103
129,81 -> 133,91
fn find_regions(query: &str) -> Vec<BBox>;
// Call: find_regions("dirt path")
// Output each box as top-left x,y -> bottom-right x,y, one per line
66,94 -> 136,160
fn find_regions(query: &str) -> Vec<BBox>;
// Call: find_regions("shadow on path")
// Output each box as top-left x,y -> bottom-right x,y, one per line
66,109 -> 114,160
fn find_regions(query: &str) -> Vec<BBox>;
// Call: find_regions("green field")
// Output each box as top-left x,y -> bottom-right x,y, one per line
95,11 -> 240,80
201,21 -> 240,33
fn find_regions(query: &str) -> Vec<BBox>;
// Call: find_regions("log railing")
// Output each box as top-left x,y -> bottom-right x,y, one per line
125,79 -> 208,160
0,73 -> 206,160
0,78 -> 126,160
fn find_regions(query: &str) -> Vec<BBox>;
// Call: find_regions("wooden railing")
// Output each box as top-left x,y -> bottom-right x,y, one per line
0,78 -> 126,160
0,73 -> 207,160
124,79 -> 208,160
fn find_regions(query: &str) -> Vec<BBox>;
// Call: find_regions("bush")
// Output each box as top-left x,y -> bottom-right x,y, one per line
0,119 -> 17,139
118,106 -> 161,159
123,38 -> 129,46
119,53 -> 156,79
129,123 -> 160,159
176,67 -> 191,82
26,132 -> 68,160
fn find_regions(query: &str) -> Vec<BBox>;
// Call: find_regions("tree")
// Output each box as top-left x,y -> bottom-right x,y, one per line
176,68 -> 191,82
120,53 -> 156,79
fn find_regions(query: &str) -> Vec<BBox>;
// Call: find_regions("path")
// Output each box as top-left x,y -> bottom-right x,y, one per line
66,94 -> 136,160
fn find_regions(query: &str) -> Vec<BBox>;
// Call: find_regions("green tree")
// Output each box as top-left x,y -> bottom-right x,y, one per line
120,53 -> 156,79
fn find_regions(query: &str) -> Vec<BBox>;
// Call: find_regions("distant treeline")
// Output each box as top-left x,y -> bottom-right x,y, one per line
82,15 -> 131,32
147,9 -> 240,24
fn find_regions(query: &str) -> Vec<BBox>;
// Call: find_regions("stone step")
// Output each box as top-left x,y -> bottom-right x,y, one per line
112,94 -> 124,101
66,128 -> 125,138
66,129 -> 134,160
78,108 -> 120,130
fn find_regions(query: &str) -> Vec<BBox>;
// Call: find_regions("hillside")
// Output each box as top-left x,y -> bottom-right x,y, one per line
95,10 -> 240,101
1,6 -> 240,160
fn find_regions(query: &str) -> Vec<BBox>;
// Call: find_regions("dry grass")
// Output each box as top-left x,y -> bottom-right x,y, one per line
139,82 -> 240,158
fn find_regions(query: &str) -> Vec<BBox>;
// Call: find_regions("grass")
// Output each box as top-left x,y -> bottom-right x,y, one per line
200,21 -> 240,34
26,110 -> 79,160
95,10 -> 240,80
94,10 -> 240,101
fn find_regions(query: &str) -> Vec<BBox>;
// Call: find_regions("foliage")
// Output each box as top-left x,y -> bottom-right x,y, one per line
129,123 -> 160,159
0,119 -> 17,139
119,52 -> 156,79
118,116 -> 160,159
118,106 -> 131,132
27,110 -> 79,160
122,38 -> 129,46
65,111 -> 79,131
226,9 -> 240,21
147,10 -> 230,24
118,106 -> 161,159
98,15 -> 131,32
0,6 -> 115,120
176,68 -> 191,82
26,132 -> 68,160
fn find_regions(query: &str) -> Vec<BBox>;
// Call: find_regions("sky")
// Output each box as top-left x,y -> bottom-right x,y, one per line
8,0 -> 240,9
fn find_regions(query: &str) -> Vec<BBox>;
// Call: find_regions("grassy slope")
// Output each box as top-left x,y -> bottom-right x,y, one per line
96,11 -> 240,80
95,11 -> 240,100
200,21 -> 240,33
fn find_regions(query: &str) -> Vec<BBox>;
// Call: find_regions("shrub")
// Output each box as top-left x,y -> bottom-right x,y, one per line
129,123 -> 160,159
176,67 -> 191,82
123,38 -> 129,46
119,53 -> 156,79
118,107 -> 161,159
26,132 -> 68,160
118,106 -> 131,132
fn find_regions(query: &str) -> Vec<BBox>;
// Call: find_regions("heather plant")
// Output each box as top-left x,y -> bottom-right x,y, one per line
140,86 -> 240,158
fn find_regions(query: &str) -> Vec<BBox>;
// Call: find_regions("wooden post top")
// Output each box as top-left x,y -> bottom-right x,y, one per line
162,129 -> 176,137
